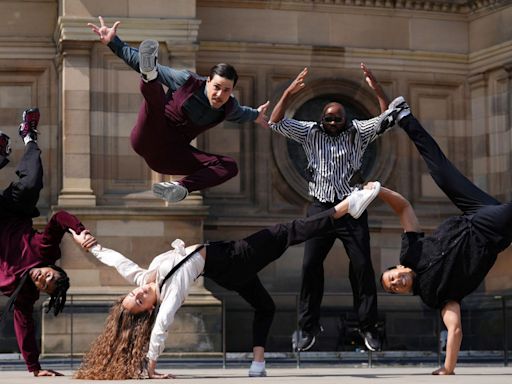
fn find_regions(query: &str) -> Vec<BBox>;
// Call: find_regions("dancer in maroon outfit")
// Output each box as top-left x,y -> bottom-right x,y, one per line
89,17 -> 269,202
0,109 -> 96,376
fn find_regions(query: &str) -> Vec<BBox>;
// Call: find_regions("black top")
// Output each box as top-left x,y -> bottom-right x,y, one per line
399,215 -> 501,309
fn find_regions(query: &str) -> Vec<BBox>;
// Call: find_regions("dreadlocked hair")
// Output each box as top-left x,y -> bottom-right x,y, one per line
46,264 -> 69,316
74,298 -> 157,380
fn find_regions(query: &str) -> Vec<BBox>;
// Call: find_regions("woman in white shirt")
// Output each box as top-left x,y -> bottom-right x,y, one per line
72,182 -> 380,379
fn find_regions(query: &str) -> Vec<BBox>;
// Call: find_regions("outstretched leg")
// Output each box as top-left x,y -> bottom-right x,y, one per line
204,183 -> 380,280
0,141 -> 43,218
238,207 -> 337,275
399,112 -> 499,214
130,79 -> 171,162
235,277 -> 276,351
471,202 -> 512,250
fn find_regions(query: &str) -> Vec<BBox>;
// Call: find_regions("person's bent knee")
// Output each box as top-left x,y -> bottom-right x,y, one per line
221,156 -> 239,178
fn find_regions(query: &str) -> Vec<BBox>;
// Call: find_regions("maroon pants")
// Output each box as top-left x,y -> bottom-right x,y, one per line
130,80 -> 238,192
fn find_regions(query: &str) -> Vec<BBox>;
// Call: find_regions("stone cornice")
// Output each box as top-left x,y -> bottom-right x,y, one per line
198,0 -> 509,14
0,38 -> 55,60
197,40 -> 469,74
469,39 -> 512,73
54,16 -> 201,46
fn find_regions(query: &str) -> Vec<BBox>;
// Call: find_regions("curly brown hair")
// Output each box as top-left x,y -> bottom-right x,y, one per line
74,298 -> 156,380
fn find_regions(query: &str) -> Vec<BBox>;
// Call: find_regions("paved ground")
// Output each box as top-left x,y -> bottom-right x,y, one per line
0,366 -> 511,383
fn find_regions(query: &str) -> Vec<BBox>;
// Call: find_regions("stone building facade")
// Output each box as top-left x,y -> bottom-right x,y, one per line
1,0 -> 511,357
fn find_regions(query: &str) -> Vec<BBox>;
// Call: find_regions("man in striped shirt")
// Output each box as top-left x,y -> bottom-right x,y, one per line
269,64 -> 399,352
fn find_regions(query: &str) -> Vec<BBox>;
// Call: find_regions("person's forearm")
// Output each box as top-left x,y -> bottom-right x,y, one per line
443,327 -> 462,373
269,90 -> 292,123
226,104 -> 259,123
89,245 -> 146,285
374,84 -> 388,113
378,187 -> 420,232
41,211 -> 86,256
107,35 -> 140,73
13,308 -> 41,373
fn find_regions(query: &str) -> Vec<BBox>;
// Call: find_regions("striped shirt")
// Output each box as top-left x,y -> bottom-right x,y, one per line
270,117 -> 381,203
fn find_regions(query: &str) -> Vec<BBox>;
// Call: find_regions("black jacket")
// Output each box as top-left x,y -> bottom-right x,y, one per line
399,215 -> 504,309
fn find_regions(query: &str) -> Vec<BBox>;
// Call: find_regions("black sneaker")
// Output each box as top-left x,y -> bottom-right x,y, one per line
0,131 -> 11,169
292,326 -> 323,352
19,107 -> 40,141
139,39 -> 159,82
359,329 -> 382,352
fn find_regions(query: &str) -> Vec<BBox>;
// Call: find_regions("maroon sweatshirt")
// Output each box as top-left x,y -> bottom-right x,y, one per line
0,211 -> 85,372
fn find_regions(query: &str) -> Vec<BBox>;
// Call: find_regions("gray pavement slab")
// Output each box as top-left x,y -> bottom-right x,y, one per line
0,367 -> 511,383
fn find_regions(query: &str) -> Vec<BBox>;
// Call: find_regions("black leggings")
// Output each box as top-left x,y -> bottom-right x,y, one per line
0,142 -> 42,219
401,116 -> 512,247
204,208 -> 336,348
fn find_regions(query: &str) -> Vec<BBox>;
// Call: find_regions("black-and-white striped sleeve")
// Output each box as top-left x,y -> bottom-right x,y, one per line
269,118 -> 315,144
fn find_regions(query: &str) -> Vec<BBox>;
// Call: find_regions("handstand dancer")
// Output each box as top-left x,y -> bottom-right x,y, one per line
73,182 -> 382,379
378,97 -> 512,375
88,16 -> 269,202
0,109 -> 96,376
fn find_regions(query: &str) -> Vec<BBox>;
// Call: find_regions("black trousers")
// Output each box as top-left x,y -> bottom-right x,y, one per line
299,201 -> 378,334
203,207 -> 336,348
401,116 -> 512,249
0,142 -> 42,219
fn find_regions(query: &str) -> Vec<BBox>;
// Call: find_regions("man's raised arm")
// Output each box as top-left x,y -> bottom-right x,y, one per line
269,67 -> 308,124
377,187 -> 421,232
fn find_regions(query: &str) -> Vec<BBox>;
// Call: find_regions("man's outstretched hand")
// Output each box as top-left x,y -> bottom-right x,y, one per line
87,16 -> 120,45
255,100 -> 270,129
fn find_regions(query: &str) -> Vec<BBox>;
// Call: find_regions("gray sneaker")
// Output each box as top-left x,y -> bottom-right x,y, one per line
152,182 -> 188,203
139,40 -> 159,82
347,181 -> 381,219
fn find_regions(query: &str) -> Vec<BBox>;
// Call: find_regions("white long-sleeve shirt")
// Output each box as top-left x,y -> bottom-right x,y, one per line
89,240 -> 205,361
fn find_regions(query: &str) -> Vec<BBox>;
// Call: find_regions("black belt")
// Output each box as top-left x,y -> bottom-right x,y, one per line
159,244 -> 205,290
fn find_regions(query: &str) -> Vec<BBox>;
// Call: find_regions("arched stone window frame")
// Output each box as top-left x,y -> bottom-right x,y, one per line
271,77 -> 397,200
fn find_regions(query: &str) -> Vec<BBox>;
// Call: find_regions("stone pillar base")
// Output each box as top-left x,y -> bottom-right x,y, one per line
57,193 -> 96,207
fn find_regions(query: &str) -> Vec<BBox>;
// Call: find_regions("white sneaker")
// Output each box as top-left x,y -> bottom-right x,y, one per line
248,361 -> 267,377
347,181 -> 381,219
139,39 -> 159,82
152,182 -> 188,203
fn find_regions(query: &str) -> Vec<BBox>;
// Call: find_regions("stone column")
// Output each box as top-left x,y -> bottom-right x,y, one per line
54,30 -> 96,206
